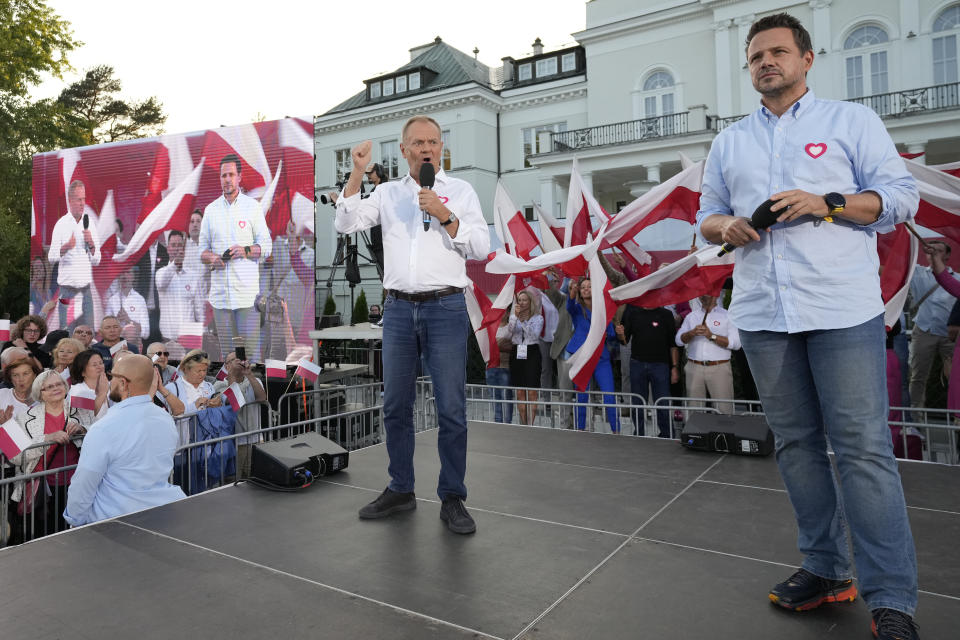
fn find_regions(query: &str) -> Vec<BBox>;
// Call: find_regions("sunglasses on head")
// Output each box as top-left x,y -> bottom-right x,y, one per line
185,351 -> 208,363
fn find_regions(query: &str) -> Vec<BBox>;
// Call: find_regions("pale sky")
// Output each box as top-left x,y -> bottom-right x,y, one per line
37,0 -> 587,136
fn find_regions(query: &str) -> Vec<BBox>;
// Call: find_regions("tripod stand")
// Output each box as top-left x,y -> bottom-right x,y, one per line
325,231 -> 383,326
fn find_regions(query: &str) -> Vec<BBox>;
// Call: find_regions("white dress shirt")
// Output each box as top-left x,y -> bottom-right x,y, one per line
156,262 -> 201,341
334,170 -> 489,292
47,213 -> 102,288
105,288 -> 150,339
199,193 -> 273,309
675,305 -> 741,361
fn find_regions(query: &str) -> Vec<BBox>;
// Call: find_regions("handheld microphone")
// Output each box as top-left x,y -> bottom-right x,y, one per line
82,213 -> 93,254
419,162 -> 435,232
717,199 -> 782,257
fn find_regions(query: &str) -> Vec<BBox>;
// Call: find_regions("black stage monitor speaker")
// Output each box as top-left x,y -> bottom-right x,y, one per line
680,413 -> 774,456
251,432 -> 349,487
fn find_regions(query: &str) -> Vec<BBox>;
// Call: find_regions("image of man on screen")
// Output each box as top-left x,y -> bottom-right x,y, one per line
47,180 -> 101,331
199,154 -> 272,362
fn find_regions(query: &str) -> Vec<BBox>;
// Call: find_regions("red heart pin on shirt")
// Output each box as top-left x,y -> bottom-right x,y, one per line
238,220 -> 247,229
439,196 -> 449,204
805,143 -> 827,158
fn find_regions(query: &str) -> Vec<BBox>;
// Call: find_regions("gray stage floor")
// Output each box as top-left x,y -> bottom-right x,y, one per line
1,421 -> 957,639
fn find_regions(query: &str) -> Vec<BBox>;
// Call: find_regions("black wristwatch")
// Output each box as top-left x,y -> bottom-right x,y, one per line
824,192 -> 846,215
244,245 -> 252,258
441,212 -> 457,227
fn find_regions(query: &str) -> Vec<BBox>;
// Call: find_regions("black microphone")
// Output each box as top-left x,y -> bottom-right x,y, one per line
82,213 -> 93,254
717,199 -> 782,257
419,162 -> 435,232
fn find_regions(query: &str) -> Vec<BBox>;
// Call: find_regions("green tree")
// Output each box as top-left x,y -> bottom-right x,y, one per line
353,290 -> 369,323
0,0 -> 79,315
323,295 -> 337,316
57,64 -> 165,144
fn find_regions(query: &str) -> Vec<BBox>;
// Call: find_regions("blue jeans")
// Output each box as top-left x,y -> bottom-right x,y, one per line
739,314 -> 917,615
58,284 -> 93,331
382,292 -> 470,500
485,367 -> 513,424
575,356 -> 620,433
629,361 -> 670,437
212,306 -> 260,362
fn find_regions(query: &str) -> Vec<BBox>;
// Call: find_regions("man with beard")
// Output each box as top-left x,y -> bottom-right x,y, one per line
697,13 -> 919,639
64,354 -> 185,526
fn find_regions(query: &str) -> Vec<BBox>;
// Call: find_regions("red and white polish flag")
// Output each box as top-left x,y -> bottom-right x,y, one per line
564,158 -> 595,248
0,418 -> 32,460
567,252 -> 619,391
69,386 -> 97,412
905,158 -> 960,245
178,322 -> 204,351
294,358 -> 322,382
0,319 -> 9,342
464,276 -> 516,368
534,202 -> 564,253
223,383 -> 246,412
493,181 -> 541,260
215,365 -> 229,381
265,359 -> 287,379
609,246 -> 735,309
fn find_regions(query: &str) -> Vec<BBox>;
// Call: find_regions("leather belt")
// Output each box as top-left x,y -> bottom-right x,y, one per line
388,287 -> 463,302
688,359 -> 730,367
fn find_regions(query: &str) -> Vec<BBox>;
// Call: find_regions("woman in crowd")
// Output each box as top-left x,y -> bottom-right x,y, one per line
2,315 -> 53,369
508,289 -> 544,425
68,350 -> 110,423
486,310 -> 514,424
164,350 -> 223,492
10,370 -> 90,539
567,277 -> 620,433
165,350 -> 221,415
146,342 -> 179,384
0,357 -> 42,423
52,337 -> 84,383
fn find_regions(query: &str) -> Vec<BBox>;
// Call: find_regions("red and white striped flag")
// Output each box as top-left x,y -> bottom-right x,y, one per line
294,358 -> 322,382
906,158 -> 960,245
215,364 -> 229,381
564,158 -> 595,248
567,252 -> 619,391
265,359 -> 287,379
69,386 -> 97,412
494,181 -> 541,260
609,246 -> 735,309
223,382 -> 246,412
465,276 -> 516,368
534,202 -> 564,252
0,418 -> 32,460
879,224 -> 919,329
0,319 -> 9,342
178,322 -> 203,351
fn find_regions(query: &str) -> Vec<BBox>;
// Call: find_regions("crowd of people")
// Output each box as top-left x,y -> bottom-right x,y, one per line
0,311 -> 266,546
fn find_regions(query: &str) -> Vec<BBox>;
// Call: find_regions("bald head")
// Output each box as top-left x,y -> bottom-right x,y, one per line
112,354 -> 155,394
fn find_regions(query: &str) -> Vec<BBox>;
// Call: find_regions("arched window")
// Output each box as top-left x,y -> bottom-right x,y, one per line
640,71 -> 675,118
843,25 -> 890,98
933,5 -> 960,84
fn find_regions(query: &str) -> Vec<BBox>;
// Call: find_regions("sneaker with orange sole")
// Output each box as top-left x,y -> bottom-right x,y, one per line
769,568 -> 858,611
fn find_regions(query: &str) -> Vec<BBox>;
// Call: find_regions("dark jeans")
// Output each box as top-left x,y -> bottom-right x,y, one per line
629,361 -> 671,437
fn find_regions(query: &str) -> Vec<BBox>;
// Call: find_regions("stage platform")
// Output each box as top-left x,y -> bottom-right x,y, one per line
1,422 -> 957,639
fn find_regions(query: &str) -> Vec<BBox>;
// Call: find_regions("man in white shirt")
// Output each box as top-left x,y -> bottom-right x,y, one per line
105,269 -> 150,341
47,180 -> 101,331
156,230 -> 201,343
336,116 -> 489,535
675,294 -> 741,414
199,154 -> 272,362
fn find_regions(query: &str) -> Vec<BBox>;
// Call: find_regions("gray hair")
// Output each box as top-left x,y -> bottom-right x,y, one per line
31,369 -> 67,404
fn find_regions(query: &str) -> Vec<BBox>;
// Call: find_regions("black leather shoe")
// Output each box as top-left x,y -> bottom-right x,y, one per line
358,487 -> 416,519
440,496 -> 476,534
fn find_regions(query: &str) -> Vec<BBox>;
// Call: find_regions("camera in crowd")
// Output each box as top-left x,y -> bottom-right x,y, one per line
319,172 -> 365,206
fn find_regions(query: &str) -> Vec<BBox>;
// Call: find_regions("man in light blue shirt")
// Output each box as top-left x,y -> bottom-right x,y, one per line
907,239 -> 956,410
64,354 -> 185,526
697,14 -> 919,640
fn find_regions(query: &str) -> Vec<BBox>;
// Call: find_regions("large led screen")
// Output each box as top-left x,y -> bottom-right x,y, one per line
31,117 -> 315,364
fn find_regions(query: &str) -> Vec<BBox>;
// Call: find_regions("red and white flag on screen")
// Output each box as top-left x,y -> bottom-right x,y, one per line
0,319 -> 9,342
295,358 -> 322,382
223,383 -> 247,412
609,246 -> 735,309
215,364 -> 228,381
905,158 -> 960,245
200,125 -> 271,196
178,322 -> 203,351
534,202 -> 564,253
494,181 -> 541,259
0,418 -> 32,460
69,386 -> 97,412
465,276 -> 516,368
265,359 -> 287,379
138,135 -> 194,224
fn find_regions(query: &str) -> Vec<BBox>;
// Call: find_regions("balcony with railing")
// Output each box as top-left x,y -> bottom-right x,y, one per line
549,112 -> 690,153
713,81 -> 960,131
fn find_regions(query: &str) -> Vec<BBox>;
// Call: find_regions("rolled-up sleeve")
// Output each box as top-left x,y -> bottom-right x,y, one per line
853,109 -> 919,233
335,190 -> 381,234
448,188 -> 490,260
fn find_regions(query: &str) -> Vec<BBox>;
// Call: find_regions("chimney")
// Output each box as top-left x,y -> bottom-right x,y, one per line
501,56 -> 515,82
409,36 -> 442,61
532,37 -> 544,55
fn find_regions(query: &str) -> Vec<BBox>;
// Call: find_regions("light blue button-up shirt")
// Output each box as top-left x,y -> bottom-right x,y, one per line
64,395 -> 185,526
695,90 -> 919,333
910,266 -> 957,336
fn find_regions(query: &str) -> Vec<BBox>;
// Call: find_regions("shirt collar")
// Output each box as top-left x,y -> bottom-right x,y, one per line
112,395 -> 152,410
760,89 -> 816,121
402,168 -> 450,188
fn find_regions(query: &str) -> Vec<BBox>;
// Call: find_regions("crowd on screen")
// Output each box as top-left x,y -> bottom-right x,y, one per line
0,311 -> 267,546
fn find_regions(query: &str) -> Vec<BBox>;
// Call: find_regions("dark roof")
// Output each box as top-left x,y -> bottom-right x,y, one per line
324,38 -> 496,115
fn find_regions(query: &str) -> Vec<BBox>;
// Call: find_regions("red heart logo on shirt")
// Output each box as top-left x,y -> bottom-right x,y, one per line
713,320 -> 720,326
238,220 -> 247,229
805,143 -> 827,159
439,196 -> 449,204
